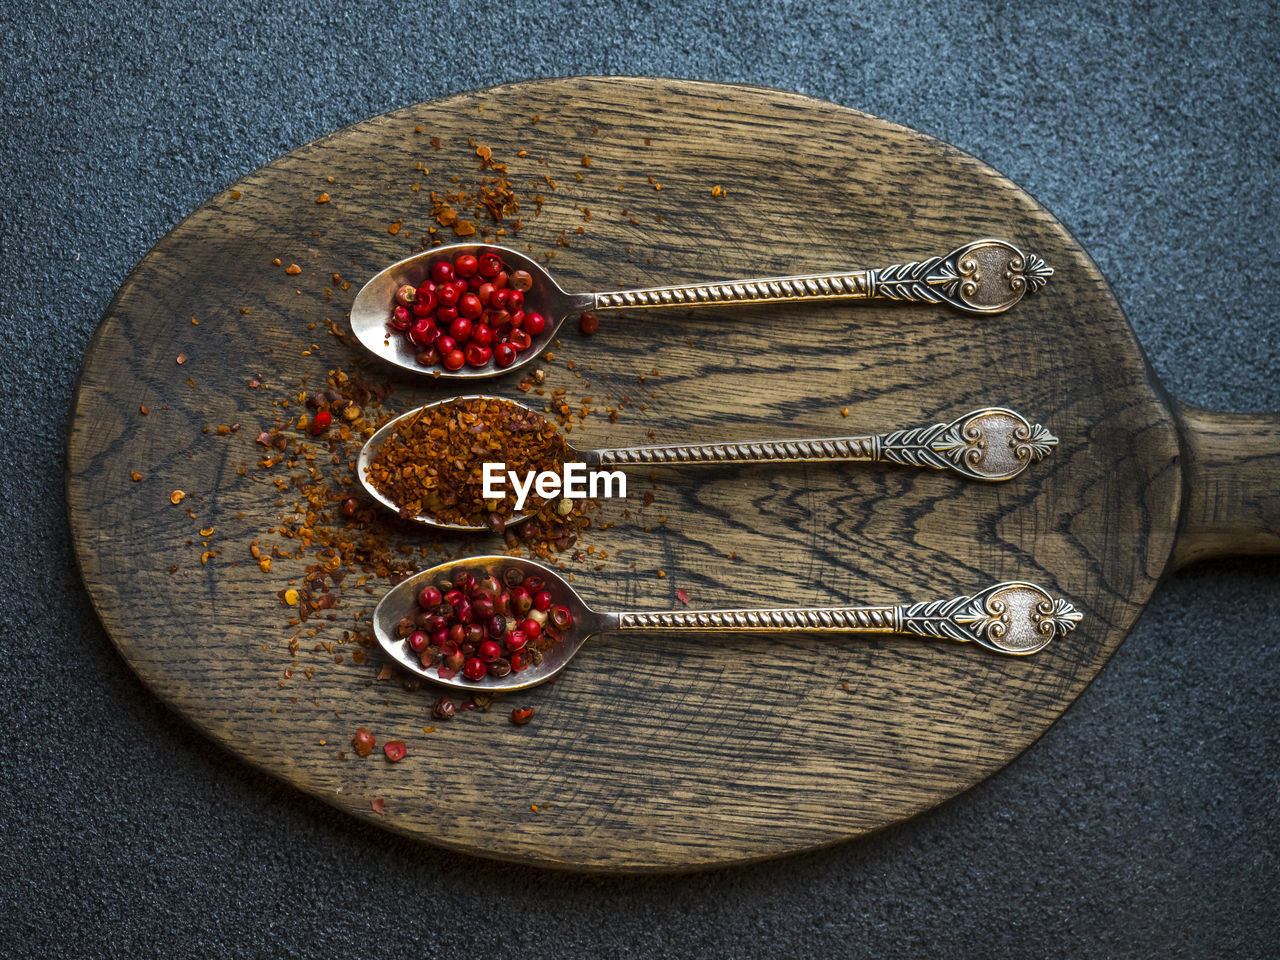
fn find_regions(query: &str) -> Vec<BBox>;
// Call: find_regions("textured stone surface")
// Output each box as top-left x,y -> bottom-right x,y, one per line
1,1 -> 1276,955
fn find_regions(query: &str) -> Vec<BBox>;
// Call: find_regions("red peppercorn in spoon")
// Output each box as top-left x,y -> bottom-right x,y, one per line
373,557 -> 1083,694
349,239 -> 1053,379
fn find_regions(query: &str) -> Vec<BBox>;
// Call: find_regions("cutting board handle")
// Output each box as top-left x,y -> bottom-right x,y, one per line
1173,403 -> 1280,568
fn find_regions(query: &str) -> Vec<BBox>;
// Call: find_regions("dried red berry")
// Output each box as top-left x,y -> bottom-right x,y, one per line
383,740 -> 407,762
311,410 -> 332,434
458,293 -> 482,320
510,707 -> 534,725
351,727 -> 375,757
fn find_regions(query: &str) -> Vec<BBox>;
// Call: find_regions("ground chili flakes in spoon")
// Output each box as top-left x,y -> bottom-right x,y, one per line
365,396 -> 571,530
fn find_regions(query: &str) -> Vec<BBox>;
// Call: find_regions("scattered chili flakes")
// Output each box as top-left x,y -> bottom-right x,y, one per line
388,219 -> 403,235
272,257 -> 282,266
841,407 -> 849,417
286,263 -> 302,275
229,189 -> 241,200
176,353 -> 187,365
316,193 -> 331,204
581,154 -> 591,167
130,471 -> 143,482
656,570 -> 666,578
139,404 -> 149,415
371,798 -> 385,814
170,490 -> 185,505
676,588 -> 691,604
711,184 -> 725,198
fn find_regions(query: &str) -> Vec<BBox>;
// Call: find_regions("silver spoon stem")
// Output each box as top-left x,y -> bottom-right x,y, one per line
603,581 -> 1081,656
591,239 -> 1052,316
588,407 -> 1058,482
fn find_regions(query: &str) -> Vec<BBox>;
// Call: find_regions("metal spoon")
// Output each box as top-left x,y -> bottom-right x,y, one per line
350,239 -> 1054,380
374,556 -> 1083,693
357,396 -> 1059,532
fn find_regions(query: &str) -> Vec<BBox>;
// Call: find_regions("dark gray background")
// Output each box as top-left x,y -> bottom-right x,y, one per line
2,1 -> 1277,956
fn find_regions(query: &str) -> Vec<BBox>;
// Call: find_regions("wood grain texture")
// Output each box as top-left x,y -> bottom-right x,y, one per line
68,77 -> 1211,871
1172,404 -> 1280,567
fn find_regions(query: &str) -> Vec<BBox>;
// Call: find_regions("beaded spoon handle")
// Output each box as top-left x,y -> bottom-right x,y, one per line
374,557 -> 1085,693
588,406 -> 1059,481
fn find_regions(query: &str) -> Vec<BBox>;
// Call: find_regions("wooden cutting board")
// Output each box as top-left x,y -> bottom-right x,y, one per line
67,77 -> 1279,872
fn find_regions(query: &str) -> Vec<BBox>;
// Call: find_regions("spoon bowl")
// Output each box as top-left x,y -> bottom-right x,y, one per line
357,394 -> 518,532
373,556 -> 602,693
373,556 -> 1082,694
349,244 -> 590,380
358,397 -> 1059,533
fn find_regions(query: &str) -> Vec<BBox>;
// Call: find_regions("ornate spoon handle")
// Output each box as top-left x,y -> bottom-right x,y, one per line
609,582 -> 1081,656
591,239 -> 1053,316
590,407 -> 1058,482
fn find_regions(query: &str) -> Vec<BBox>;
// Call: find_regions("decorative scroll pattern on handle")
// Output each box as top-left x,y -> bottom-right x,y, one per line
615,583 -> 1081,656
879,407 -> 1058,481
591,239 -> 1051,316
870,239 -> 1053,313
593,408 -> 1056,480
897,581 -> 1082,655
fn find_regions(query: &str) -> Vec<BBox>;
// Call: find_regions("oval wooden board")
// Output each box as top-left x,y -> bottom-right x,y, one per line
68,77 -> 1180,872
